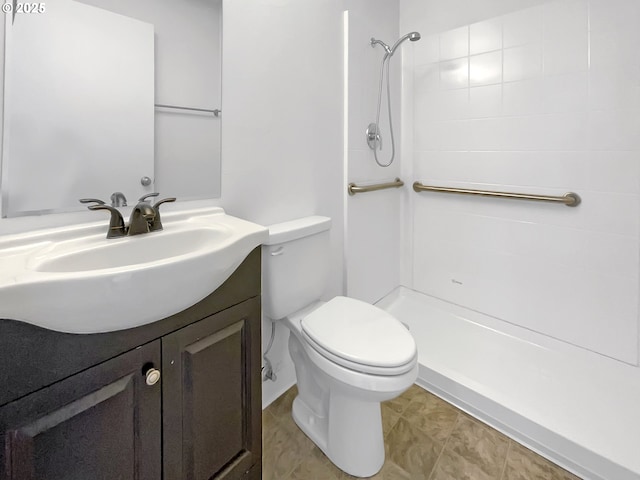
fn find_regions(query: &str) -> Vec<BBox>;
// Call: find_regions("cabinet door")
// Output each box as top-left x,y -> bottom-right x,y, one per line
0,341 -> 161,480
163,298 -> 261,480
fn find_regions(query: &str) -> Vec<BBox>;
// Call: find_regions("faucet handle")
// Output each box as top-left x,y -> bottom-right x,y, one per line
79,198 -> 106,205
154,197 -> 176,209
88,205 -> 126,239
139,192 -> 160,203
149,197 -> 176,232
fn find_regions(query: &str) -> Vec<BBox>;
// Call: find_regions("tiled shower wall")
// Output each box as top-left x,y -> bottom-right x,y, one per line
403,0 -> 640,364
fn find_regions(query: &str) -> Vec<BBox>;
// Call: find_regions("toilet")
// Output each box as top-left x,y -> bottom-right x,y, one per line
262,216 -> 418,478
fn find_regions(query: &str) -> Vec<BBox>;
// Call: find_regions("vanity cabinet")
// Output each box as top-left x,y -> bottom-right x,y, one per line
0,342 -> 162,480
163,298 -> 261,480
0,248 -> 262,480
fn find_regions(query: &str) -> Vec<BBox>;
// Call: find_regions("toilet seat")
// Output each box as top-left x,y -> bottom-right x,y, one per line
301,330 -> 417,375
300,296 -> 417,375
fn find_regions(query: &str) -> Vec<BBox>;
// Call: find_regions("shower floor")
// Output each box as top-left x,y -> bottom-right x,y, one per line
262,383 -> 580,479
375,287 -> 640,480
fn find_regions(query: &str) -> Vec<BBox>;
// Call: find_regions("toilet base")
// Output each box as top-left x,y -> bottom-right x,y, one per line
291,390 -> 385,478
283,318 -> 418,478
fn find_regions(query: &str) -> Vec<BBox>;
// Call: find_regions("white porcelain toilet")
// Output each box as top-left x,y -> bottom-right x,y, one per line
262,216 -> 418,478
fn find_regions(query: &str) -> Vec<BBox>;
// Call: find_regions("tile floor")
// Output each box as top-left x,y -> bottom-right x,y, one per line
262,384 -> 582,480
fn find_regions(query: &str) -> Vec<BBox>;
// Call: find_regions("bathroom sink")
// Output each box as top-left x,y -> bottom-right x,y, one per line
0,207 -> 268,333
33,226 -> 232,273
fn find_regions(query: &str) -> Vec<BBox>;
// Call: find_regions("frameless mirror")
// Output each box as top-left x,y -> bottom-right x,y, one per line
1,0 -> 222,218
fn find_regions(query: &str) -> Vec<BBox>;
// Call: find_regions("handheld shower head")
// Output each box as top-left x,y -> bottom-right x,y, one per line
388,31 -> 421,56
368,31 -> 422,168
371,32 -> 421,58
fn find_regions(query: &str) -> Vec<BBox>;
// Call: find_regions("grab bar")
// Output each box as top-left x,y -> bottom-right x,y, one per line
348,178 -> 405,196
412,182 -> 581,207
155,104 -> 221,117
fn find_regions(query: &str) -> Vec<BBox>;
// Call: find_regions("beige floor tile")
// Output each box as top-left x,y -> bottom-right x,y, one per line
386,417 -> 443,479
381,384 -> 426,415
549,467 -> 582,480
430,447 -> 497,480
382,461 -> 412,479
262,410 -> 278,442
336,460 -> 412,480
503,442 -> 549,480
446,415 -> 509,478
367,461 -> 412,480
266,385 -> 298,422
291,448 -> 411,480
262,384 -> 582,480
288,447 -> 342,480
382,394 -> 413,416
402,391 -> 459,442
503,442 -> 582,480
262,389 -> 314,480
278,412 -> 316,453
400,384 -> 431,403
382,404 -> 401,437
262,419 -> 308,480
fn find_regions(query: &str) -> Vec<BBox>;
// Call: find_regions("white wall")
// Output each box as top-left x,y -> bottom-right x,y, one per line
345,0 -> 403,304
401,0 -> 640,364
221,0 -> 346,405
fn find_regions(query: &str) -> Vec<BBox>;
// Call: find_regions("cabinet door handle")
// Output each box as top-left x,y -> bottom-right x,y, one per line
145,368 -> 161,386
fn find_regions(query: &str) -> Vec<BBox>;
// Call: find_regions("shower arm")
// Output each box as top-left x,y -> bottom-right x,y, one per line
370,37 -> 391,55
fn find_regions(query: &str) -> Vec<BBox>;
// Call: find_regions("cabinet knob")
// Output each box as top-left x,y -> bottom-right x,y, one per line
145,368 -> 161,386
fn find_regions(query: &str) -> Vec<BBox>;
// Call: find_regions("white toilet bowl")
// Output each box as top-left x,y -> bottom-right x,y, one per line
282,298 -> 418,478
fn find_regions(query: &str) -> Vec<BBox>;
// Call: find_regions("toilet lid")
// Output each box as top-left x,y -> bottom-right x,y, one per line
300,296 -> 417,369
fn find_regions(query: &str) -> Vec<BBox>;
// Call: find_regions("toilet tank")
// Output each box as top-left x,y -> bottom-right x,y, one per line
262,216 -> 332,320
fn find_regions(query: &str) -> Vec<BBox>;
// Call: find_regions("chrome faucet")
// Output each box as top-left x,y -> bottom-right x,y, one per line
80,193 -> 177,239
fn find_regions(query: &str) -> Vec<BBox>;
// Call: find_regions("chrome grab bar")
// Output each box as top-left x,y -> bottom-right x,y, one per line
348,178 -> 404,196
155,104 -> 221,117
412,182 -> 581,207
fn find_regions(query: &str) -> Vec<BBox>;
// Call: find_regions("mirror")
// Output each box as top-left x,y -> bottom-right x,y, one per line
1,0 -> 222,218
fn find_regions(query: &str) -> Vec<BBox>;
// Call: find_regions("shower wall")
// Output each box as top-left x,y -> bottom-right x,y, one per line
345,0 -> 403,304
400,0 -> 640,364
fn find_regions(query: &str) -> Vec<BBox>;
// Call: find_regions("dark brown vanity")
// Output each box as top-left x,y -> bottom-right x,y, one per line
0,248 -> 262,480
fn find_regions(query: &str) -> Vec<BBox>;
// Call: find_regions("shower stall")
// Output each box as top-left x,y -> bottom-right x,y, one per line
344,1 -> 640,479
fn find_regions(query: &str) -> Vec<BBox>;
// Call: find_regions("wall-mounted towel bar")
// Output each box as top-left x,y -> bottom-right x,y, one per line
348,178 -> 404,196
412,182 -> 581,207
155,104 -> 221,117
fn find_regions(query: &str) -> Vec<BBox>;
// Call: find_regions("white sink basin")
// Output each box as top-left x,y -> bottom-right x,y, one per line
0,207 -> 268,333
33,226 -> 232,273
